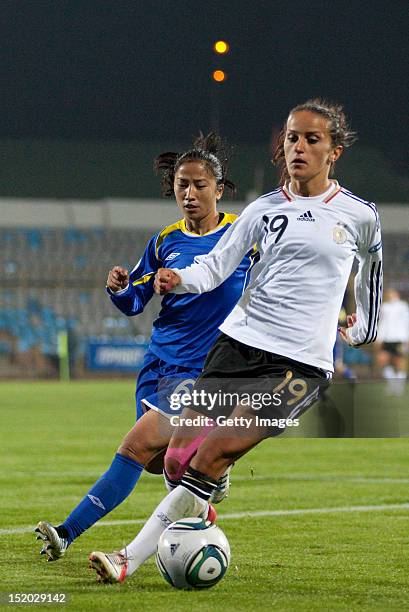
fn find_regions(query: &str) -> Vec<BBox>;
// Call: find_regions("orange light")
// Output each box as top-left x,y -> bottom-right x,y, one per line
212,69 -> 226,82
214,40 -> 229,54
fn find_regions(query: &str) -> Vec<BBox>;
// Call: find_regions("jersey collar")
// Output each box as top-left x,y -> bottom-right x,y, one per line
282,180 -> 341,204
181,212 -> 237,237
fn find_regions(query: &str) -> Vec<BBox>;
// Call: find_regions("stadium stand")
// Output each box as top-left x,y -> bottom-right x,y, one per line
0,227 -> 160,377
0,214 -> 408,378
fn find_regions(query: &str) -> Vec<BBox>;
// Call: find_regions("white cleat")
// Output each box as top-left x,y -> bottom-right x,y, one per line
88,551 -> 129,583
210,465 -> 232,504
35,521 -> 69,562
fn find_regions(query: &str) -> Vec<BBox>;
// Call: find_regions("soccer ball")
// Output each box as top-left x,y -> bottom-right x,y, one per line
156,517 -> 230,589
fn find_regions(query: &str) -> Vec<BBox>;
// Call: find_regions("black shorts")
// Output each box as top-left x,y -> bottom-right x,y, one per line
381,342 -> 404,357
191,333 -> 330,434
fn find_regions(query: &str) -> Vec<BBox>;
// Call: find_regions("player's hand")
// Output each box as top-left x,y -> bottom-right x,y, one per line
154,268 -> 181,294
107,266 -> 129,292
338,312 -> 357,345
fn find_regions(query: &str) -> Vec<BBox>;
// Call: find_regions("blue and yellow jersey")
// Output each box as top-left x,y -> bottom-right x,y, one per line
108,213 -> 256,367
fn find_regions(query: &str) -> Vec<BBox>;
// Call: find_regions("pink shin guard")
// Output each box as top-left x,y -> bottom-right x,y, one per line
165,423 -> 215,481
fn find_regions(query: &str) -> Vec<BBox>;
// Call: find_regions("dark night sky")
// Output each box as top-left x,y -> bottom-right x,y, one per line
1,1 -> 408,172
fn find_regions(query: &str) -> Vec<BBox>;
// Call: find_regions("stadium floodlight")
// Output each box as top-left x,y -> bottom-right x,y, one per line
213,40 -> 230,54
212,69 -> 226,83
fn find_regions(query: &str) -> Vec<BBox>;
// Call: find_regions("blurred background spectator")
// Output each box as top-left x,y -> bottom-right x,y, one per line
375,289 -> 409,395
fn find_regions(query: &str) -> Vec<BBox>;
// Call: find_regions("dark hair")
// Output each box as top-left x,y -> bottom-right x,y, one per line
154,132 -> 236,197
272,99 -> 357,185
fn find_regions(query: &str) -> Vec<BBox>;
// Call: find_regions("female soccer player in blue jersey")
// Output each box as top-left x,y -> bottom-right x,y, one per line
90,100 -> 383,583
35,133 -> 255,564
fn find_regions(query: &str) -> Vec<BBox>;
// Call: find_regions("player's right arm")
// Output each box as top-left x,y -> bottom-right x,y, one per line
155,203 -> 262,295
107,235 -> 159,316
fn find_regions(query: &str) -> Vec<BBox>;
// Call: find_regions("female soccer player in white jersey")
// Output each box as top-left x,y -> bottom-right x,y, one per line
89,99 -> 383,583
35,133 -> 255,564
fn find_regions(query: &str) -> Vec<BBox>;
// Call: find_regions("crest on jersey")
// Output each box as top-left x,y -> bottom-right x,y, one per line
333,226 -> 347,244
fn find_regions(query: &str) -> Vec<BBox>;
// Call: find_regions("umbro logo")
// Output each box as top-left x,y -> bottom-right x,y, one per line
297,210 -> 315,222
87,495 -> 106,510
170,544 -> 180,557
165,252 -> 180,261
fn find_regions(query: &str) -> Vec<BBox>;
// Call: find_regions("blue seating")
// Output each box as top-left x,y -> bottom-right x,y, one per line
25,229 -> 42,250
1,225 -> 404,374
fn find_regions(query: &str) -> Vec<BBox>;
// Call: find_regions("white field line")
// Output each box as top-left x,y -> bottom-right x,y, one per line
2,471 -> 409,485
2,502 -> 409,536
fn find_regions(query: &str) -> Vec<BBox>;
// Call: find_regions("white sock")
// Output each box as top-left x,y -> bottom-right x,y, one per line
383,366 -> 396,394
123,485 -> 207,576
383,366 -> 395,379
395,371 -> 407,396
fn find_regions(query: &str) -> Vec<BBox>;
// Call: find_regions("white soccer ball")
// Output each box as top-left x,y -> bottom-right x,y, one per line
156,517 -> 230,589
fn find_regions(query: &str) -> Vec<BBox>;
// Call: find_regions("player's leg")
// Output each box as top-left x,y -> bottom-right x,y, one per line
392,349 -> 407,396
162,406 -> 214,488
377,345 -> 396,394
162,336 -> 236,492
89,342 -> 330,583
90,404 -> 264,582
89,407 -> 216,584
35,356 -> 169,560
36,408 -> 172,560
111,336 -> 259,576
87,367 -> 227,580
139,363 -> 229,497
110,354 -> 330,581
161,407 -> 230,502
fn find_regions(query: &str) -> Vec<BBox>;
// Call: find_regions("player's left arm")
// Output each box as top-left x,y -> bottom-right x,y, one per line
155,202 -> 263,295
341,208 -> 383,346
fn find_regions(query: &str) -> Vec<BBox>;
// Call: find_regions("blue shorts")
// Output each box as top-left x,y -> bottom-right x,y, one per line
135,350 -> 202,420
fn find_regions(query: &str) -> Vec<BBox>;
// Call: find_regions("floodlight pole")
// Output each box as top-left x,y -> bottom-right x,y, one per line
210,84 -> 220,132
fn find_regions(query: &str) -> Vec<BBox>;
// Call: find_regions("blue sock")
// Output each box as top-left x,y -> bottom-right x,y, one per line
61,453 -> 143,544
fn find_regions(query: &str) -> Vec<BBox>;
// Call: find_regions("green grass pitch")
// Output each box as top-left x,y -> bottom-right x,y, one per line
1,381 -> 409,611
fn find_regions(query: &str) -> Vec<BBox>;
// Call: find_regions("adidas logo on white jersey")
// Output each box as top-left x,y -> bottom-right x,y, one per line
297,210 -> 315,222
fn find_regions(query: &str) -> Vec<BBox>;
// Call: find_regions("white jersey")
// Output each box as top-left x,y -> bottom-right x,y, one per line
174,182 -> 383,372
377,300 -> 409,343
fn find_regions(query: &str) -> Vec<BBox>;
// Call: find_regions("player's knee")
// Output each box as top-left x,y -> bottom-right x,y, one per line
118,433 -> 149,465
164,453 -> 185,481
164,436 -> 206,480
118,444 -> 142,464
